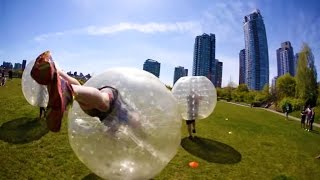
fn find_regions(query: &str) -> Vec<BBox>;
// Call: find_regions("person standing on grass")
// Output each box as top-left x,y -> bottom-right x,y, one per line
38,86 -> 47,119
300,106 -> 307,129
305,105 -> 312,131
186,92 -> 202,139
1,76 -> 6,86
309,107 -> 315,131
284,103 -> 291,120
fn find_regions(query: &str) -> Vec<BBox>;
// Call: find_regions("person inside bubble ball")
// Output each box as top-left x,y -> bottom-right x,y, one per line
186,92 -> 202,139
30,51 -> 139,132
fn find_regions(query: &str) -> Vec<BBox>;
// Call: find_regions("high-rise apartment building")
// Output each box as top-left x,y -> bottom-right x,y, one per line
192,33 -> 216,83
239,49 -> 246,84
276,41 -> 295,77
22,60 -> 27,70
143,59 -> 161,77
14,63 -> 22,70
173,66 -> 188,85
243,9 -> 269,90
215,60 -> 223,88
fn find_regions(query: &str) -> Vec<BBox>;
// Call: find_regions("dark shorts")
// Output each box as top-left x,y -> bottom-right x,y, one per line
186,120 -> 195,125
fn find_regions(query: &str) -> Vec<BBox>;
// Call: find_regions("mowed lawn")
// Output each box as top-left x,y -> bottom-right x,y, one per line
1,79 -> 320,180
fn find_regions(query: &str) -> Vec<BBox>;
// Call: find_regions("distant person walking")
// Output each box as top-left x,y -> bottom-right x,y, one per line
284,103 -> 291,120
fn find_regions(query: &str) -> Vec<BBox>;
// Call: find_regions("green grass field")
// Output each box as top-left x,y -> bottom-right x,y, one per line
1,79 -> 320,180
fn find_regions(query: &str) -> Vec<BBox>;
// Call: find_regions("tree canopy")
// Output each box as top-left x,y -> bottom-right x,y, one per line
295,43 -> 318,106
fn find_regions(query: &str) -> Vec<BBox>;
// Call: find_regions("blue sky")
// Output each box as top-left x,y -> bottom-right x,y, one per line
1,0 -> 320,87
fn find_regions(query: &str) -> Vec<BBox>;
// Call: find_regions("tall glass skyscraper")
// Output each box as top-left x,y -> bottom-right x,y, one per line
243,9 -> 269,90
22,60 -> 27,70
277,41 -> 295,77
143,59 -> 160,77
192,33 -> 216,83
173,66 -> 188,85
239,49 -> 246,84
215,60 -> 223,88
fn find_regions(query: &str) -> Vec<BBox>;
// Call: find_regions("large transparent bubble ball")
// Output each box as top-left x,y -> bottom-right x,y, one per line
21,60 -> 48,107
172,76 -> 217,120
68,68 -> 181,180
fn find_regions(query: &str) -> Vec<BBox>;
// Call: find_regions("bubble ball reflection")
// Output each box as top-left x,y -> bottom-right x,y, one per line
21,60 -> 48,107
172,76 -> 217,120
68,68 -> 181,180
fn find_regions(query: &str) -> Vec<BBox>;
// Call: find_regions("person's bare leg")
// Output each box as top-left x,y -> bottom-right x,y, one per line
71,85 -> 110,112
304,121 -> 307,129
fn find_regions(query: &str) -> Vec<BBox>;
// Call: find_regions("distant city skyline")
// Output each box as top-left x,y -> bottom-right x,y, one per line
1,0 -> 319,86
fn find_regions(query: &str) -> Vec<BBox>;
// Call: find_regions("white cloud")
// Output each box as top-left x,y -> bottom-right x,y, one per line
200,1 -> 254,43
34,21 -> 202,42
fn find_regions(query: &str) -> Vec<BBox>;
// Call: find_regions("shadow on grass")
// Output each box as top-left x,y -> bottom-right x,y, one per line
0,117 -> 49,144
82,173 -> 155,180
82,173 -> 103,180
310,130 -> 320,134
273,174 -> 294,180
181,136 -> 242,164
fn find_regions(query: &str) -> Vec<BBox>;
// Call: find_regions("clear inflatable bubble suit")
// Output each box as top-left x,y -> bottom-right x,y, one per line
68,68 -> 181,180
21,60 -> 49,107
172,76 -> 217,120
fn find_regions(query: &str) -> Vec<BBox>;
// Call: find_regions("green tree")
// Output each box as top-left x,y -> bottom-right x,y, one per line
295,43 -> 318,106
262,84 -> 270,99
237,84 -> 249,92
276,73 -> 296,100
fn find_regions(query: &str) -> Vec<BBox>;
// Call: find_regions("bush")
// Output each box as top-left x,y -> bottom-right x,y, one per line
278,97 -> 304,112
255,93 -> 267,102
291,98 -> 305,110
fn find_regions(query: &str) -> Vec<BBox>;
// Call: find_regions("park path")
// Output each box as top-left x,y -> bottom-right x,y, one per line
224,101 -> 320,128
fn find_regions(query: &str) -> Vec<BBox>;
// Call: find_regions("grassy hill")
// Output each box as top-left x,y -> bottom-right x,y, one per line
1,79 -> 320,179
